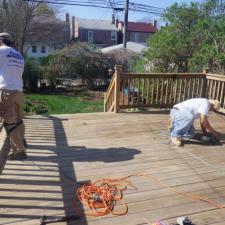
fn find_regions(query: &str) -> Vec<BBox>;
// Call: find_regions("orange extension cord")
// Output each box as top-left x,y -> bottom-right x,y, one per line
76,173 -> 225,217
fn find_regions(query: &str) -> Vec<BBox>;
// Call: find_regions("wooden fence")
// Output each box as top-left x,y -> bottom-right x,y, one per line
104,65 -> 225,113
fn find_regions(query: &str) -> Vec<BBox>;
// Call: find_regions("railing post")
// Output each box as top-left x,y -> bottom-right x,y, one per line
202,68 -> 208,98
114,65 -> 122,113
203,68 -> 209,74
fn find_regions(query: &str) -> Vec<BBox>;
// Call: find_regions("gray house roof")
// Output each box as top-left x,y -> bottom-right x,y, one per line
101,41 -> 147,54
76,18 -> 117,31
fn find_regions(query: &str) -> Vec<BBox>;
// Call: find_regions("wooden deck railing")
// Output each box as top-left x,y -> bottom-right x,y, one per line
104,65 -> 225,113
206,74 -> 225,114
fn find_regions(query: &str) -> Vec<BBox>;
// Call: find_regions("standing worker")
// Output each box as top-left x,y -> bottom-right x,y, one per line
170,98 -> 221,147
0,32 -> 27,160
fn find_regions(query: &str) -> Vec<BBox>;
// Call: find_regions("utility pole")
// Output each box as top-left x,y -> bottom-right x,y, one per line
123,0 -> 129,48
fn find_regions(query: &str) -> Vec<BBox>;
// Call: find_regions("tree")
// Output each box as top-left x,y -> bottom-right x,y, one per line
190,0 -> 225,73
23,57 -> 40,91
43,43 -> 116,89
144,2 -> 203,72
0,0 -> 58,54
140,0 -> 225,73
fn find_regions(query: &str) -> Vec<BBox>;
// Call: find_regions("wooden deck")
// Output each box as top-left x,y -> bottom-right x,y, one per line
0,111 -> 225,225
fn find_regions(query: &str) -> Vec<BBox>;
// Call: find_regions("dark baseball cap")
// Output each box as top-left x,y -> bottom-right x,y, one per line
0,32 -> 14,43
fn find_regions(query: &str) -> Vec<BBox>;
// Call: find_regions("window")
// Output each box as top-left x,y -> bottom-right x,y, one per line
32,45 -> 37,53
54,43 -> 63,50
41,46 -> 46,53
134,32 -> 139,42
88,31 -> 93,43
111,31 -> 117,41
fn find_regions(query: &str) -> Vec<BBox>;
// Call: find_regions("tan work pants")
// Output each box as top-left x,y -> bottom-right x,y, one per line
0,90 -> 25,153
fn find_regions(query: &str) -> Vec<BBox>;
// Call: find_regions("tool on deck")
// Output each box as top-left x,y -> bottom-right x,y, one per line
201,133 -> 220,145
176,216 -> 195,225
40,215 -> 80,225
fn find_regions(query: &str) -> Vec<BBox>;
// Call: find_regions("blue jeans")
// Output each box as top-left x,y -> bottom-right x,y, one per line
170,108 -> 195,138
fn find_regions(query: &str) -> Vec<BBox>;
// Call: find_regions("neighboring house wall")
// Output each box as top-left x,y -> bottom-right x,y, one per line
117,21 -> 157,44
73,17 -> 118,48
79,29 -> 117,47
25,15 -> 70,58
128,32 -> 152,43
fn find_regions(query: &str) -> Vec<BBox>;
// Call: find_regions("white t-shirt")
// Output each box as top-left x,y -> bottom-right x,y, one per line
0,45 -> 24,91
174,98 -> 210,119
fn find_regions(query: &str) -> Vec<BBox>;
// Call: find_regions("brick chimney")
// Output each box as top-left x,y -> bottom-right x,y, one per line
153,20 -> 157,28
116,19 -> 119,28
66,12 -> 69,23
112,14 -> 115,24
71,16 -> 75,40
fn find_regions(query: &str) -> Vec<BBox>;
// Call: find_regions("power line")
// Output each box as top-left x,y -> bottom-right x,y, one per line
108,0 -> 117,18
23,0 -> 165,15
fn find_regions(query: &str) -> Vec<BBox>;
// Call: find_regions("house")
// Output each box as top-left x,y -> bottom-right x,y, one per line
71,16 -> 118,48
117,20 -> 157,43
24,14 -> 70,58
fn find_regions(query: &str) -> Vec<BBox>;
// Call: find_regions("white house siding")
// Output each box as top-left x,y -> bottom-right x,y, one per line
24,42 -> 56,58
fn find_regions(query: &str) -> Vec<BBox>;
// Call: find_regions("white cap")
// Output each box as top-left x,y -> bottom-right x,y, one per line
209,99 -> 221,111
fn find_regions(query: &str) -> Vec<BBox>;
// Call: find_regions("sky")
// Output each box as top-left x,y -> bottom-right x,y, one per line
58,0 -> 205,23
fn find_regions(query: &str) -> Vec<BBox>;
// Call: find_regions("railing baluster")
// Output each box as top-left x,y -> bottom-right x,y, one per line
190,78 -> 194,98
184,78 -> 187,100
220,82 -> 224,107
156,78 -> 160,105
212,80 -> 216,100
151,78 -> 155,105
165,78 -> 169,105
209,79 -> 213,99
160,78 -> 164,104
216,81 -> 221,100
137,78 -> 140,105
178,79 -> 182,102
142,78 -> 145,104
169,78 -> 173,105
174,78 -> 178,104
128,78 -> 131,106
146,78 -> 150,104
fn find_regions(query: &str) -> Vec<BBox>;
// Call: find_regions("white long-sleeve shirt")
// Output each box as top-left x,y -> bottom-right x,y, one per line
0,45 -> 24,91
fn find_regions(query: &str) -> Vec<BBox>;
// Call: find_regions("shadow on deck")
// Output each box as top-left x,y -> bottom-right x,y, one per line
0,113 -> 141,225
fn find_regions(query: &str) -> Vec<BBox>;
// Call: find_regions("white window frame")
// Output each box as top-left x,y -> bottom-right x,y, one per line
32,45 -> 37,53
111,31 -> 117,41
41,46 -> 46,53
88,31 -> 93,43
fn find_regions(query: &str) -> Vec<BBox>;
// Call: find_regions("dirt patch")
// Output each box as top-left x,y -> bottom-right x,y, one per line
30,99 -> 45,105
88,91 -> 104,102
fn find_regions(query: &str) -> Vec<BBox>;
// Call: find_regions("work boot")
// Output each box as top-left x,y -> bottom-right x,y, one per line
8,151 -> 27,160
171,137 -> 183,147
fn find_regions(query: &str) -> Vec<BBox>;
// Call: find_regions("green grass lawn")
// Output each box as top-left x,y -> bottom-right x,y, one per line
25,93 -> 104,114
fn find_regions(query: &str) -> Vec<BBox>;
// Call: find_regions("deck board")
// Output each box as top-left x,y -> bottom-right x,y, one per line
0,111 -> 225,225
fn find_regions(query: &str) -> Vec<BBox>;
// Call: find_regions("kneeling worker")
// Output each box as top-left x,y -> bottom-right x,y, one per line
170,98 -> 221,147
0,33 -> 27,160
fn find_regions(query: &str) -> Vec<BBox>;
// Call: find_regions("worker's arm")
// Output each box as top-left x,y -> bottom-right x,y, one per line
200,114 -> 220,138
